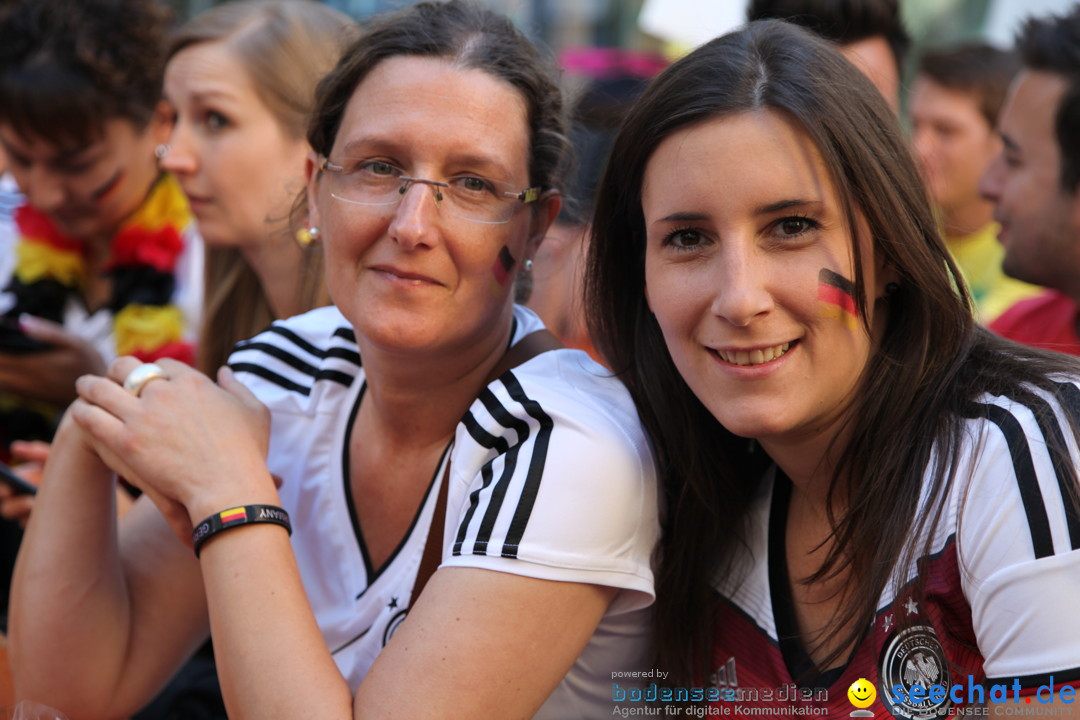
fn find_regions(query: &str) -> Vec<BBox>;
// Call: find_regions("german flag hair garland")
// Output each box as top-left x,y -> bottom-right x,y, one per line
6,173 -> 195,364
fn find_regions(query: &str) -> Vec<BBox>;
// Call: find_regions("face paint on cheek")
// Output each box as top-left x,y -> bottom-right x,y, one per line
817,268 -> 859,329
491,245 -> 516,286
90,168 -> 125,203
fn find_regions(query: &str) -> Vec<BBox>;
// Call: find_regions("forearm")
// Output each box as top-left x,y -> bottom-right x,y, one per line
9,421 -> 132,715
197,518 -> 353,719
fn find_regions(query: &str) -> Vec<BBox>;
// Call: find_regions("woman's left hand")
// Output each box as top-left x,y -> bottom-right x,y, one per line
70,358 -> 277,532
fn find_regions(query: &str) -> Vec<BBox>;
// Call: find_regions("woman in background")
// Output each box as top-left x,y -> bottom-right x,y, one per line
588,20 -> 1080,717
159,0 -> 352,375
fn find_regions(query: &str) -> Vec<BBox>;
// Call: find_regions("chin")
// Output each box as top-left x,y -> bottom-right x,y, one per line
711,410 -> 794,441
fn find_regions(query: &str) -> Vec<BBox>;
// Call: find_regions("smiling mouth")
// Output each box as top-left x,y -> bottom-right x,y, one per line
374,267 -> 439,286
712,342 -> 792,367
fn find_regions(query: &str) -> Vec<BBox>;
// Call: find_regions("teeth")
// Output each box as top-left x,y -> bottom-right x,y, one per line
718,342 -> 790,366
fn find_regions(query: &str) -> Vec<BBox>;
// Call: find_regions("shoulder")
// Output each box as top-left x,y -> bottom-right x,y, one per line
956,380 -> 1080,684
444,314 -> 658,605
991,290 -> 1077,334
959,379 -> 1080,561
227,306 -> 363,412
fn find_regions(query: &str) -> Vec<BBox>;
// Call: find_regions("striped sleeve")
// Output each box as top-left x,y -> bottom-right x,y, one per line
960,382 -> 1080,687
228,307 -> 362,408
440,359 -> 658,612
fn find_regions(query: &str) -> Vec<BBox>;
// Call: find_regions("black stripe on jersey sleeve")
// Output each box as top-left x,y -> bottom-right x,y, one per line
236,342 -> 318,376
500,371 -> 553,557
985,666 -> 1080,691
454,412 -> 510,555
1053,382 -> 1080,549
314,369 -> 356,387
1015,388 -> 1080,550
453,461 -> 496,556
326,347 -> 363,366
334,327 -> 356,343
264,325 -> 329,359
461,410 -> 509,452
260,325 -> 362,367
977,402 -> 1055,559
470,387 -> 531,556
228,362 -> 311,396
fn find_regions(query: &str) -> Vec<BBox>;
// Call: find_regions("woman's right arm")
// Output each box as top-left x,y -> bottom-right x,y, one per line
9,413 -> 210,719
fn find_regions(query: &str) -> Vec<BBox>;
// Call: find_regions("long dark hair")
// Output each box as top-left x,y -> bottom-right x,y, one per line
586,19 -> 1080,684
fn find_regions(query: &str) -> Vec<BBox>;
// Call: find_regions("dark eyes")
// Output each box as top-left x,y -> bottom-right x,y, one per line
360,160 -> 398,176
661,228 -> 705,249
451,176 -> 494,194
660,215 -> 818,251
778,216 -> 816,236
350,162 -> 495,194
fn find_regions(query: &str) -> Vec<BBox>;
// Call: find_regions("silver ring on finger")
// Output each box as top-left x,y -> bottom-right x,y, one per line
122,362 -> 170,397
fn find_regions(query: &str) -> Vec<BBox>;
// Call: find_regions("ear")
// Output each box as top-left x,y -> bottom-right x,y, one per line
305,150 -> 323,234
873,256 -> 900,300
524,190 -> 562,261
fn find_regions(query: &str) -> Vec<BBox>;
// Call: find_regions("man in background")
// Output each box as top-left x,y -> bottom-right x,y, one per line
911,43 -> 1041,323
747,0 -> 909,112
981,4 -> 1080,354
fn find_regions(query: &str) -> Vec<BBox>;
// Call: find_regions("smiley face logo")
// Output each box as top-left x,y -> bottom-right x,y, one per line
848,678 -> 877,709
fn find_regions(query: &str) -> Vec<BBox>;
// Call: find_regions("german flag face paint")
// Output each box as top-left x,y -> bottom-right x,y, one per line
491,245 -> 516,286
90,168 -> 125,203
818,268 -> 859,329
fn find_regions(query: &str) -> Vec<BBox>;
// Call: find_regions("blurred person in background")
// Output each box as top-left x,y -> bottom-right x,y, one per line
747,0 -> 910,113
983,5 -> 1080,355
0,0 -> 202,442
910,43 -> 1041,324
526,59 -> 658,363
0,0 -> 196,635
0,0 -> 210,716
159,0 -> 352,376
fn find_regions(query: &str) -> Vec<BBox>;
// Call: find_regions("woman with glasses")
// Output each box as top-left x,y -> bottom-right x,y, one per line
11,2 -> 658,718
587,18 -> 1080,716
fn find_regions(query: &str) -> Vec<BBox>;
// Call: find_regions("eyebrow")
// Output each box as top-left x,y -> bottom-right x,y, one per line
654,199 -> 823,225
337,137 -> 514,180
1001,133 -> 1020,154
755,199 -> 822,214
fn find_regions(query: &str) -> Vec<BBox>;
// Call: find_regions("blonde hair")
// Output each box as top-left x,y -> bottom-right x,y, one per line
167,0 -> 357,373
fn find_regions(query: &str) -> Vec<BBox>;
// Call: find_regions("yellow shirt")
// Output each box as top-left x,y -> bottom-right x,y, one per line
947,222 -> 1043,324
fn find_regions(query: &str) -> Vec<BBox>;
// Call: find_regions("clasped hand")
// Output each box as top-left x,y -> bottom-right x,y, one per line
70,358 -> 275,546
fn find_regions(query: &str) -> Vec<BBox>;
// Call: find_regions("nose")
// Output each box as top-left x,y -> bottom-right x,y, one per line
979,151 -> 1005,203
159,120 -> 197,176
386,180 -> 442,250
709,244 -> 773,327
22,165 -> 66,213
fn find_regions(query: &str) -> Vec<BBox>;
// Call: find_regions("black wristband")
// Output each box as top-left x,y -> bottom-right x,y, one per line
192,504 -> 292,558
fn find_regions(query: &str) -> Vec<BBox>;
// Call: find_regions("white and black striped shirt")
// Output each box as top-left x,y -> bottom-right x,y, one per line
229,304 -> 659,718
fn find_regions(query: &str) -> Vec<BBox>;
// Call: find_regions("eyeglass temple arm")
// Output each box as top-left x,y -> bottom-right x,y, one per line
506,187 -> 541,203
